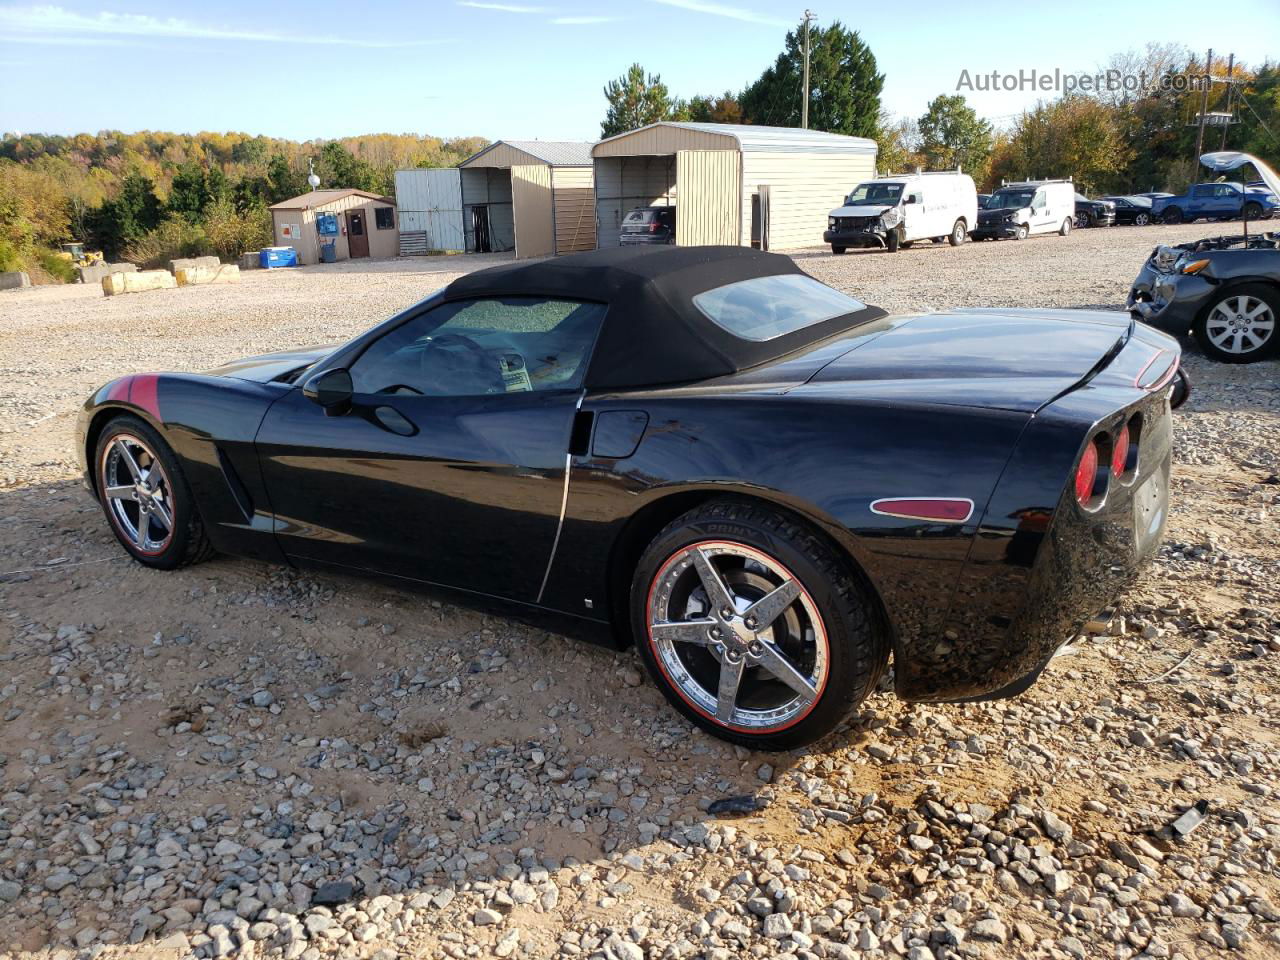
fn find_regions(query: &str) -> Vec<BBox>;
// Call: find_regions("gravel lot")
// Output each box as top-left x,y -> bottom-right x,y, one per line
1,224 -> 1278,960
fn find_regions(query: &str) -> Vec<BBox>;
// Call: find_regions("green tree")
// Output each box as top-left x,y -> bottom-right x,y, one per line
917,95 -> 993,177
739,20 -> 883,137
688,91 -> 744,124
316,141 -> 379,192
874,111 -> 921,175
167,160 -> 209,221
601,64 -> 675,137
266,153 -> 304,204
90,172 -> 162,258
991,96 -> 1133,195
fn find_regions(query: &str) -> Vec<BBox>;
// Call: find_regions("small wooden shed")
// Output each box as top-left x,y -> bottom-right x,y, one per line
458,141 -> 596,259
268,189 -> 399,265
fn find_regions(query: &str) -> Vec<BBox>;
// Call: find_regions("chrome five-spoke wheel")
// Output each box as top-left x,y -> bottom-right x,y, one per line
100,433 -> 175,555
646,541 -> 828,733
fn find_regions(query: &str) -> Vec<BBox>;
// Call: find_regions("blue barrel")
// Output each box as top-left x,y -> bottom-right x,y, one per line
320,240 -> 337,264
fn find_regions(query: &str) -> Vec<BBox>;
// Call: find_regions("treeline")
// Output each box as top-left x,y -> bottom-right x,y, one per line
604,34 -> 1278,196
0,131 -> 487,279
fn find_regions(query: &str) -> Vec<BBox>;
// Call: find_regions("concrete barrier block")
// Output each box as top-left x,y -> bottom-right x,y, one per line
168,255 -> 221,275
175,264 -> 240,287
102,270 -> 177,296
238,252 -> 262,270
0,271 -> 31,290
77,262 -> 137,285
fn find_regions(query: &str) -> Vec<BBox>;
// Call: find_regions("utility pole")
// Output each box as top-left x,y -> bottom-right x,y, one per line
1219,52 -> 1235,151
1192,48 -> 1212,165
801,9 -> 816,129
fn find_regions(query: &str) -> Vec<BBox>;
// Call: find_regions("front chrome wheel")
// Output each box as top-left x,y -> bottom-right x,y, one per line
100,433 -> 175,555
1204,294 -> 1276,358
646,541 -> 828,732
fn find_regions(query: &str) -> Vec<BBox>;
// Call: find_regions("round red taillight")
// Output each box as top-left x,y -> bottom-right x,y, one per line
1075,441 -> 1099,505
1111,425 -> 1130,477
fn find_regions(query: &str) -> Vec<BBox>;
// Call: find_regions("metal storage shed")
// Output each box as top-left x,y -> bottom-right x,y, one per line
458,140 -> 596,259
592,122 -> 878,251
394,169 -> 465,255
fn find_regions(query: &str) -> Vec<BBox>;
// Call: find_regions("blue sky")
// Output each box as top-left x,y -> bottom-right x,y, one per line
2,0 -> 1278,141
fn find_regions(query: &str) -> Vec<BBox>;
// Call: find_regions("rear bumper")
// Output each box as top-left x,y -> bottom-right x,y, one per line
894,332 -> 1177,702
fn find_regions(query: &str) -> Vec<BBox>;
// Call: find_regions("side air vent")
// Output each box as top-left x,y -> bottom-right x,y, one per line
216,447 -> 255,522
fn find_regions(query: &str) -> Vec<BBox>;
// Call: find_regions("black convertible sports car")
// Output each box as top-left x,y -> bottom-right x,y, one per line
78,246 -> 1180,749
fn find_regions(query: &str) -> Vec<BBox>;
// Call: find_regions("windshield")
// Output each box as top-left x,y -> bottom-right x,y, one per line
693,274 -> 867,342
987,190 -> 1034,210
846,182 -> 903,206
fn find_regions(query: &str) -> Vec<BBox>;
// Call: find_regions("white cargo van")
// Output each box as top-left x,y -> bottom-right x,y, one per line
824,171 -> 978,254
971,179 -> 1076,241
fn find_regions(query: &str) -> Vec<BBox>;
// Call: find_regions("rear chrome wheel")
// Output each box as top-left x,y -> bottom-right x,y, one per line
647,542 -> 828,732
632,500 -> 888,749
1134,212 -> 1150,226
101,434 -> 175,556
1196,285 -> 1278,363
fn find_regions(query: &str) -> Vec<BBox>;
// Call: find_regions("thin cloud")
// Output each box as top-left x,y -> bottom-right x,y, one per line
550,15 -> 619,24
650,0 -> 789,27
457,2 -> 548,11
0,5 -> 450,47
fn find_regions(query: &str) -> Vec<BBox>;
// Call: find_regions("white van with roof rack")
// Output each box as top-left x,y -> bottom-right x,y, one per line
823,170 -> 978,254
971,179 -> 1076,241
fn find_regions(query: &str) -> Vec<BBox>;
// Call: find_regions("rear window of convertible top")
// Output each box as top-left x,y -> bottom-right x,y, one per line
692,274 -> 867,342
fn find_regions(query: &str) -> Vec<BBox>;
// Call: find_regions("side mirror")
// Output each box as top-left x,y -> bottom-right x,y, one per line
906,194 -> 919,204
302,368 -> 353,416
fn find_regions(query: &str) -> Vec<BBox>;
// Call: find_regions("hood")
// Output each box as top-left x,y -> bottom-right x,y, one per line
799,308 -> 1135,413
205,345 -> 336,383
1201,150 -> 1280,198
830,204 -> 893,218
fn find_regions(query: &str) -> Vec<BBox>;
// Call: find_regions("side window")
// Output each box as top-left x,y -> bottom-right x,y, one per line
348,297 -> 605,398
1216,184 -> 1238,198
1192,185 -> 1213,198
1031,190 -> 1046,210
374,207 -> 395,230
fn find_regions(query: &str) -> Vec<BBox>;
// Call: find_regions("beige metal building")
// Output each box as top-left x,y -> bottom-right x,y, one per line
458,141 -> 596,259
592,122 -> 878,251
268,189 -> 399,265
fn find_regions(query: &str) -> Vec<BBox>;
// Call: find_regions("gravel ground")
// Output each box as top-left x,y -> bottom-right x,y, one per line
0,224 -> 1278,960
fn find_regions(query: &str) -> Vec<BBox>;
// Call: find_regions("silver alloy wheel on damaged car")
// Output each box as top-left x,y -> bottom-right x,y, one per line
646,541 -> 828,732
1198,287 -> 1278,362
100,433 -> 175,555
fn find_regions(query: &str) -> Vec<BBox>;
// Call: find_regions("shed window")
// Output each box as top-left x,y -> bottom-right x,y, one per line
375,207 -> 395,230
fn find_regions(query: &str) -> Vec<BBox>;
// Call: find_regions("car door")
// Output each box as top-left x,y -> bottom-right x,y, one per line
255,296 -> 605,603
1188,185 -> 1214,218
1030,189 -> 1051,233
1214,184 -> 1243,217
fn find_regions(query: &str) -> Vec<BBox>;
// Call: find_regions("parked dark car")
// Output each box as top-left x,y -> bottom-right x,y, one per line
619,206 -> 675,245
1129,231 -> 1280,362
977,193 -> 992,209
77,246 -> 1180,749
1075,193 -> 1116,228
1102,195 -> 1155,226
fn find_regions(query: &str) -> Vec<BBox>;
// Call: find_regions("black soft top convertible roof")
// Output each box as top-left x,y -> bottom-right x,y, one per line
443,246 -> 885,390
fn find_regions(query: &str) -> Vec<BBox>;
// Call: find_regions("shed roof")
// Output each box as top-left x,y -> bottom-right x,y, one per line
593,122 -> 878,158
460,140 -> 595,169
269,189 -> 395,210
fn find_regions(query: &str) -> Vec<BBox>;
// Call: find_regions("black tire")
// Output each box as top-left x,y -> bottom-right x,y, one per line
831,245 -> 846,255
1014,223 -> 1029,241
948,219 -> 967,246
1075,211 -> 1091,229
630,499 -> 888,750
1243,202 -> 1263,221
900,240 -> 914,249
1059,217 -> 1072,237
1193,282 -> 1280,364
886,230 -> 900,253
95,415 -> 214,570
1170,366 -> 1191,410
1162,206 -> 1183,224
